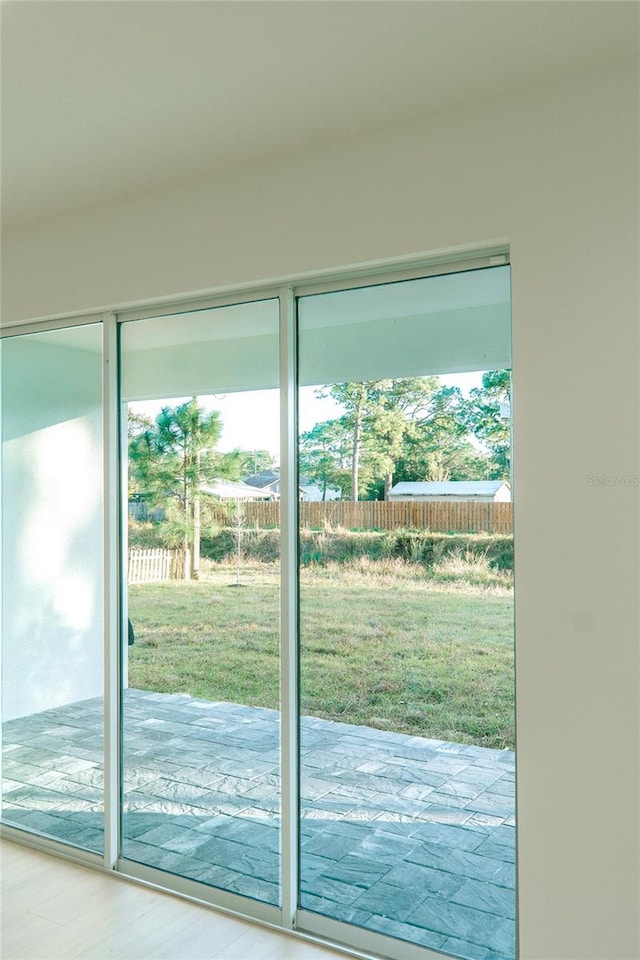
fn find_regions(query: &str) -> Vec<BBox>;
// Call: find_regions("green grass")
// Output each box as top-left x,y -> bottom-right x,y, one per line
128,557 -> 514,750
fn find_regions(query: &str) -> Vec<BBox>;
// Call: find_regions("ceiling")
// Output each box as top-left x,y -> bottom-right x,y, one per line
1,1 -> 637,228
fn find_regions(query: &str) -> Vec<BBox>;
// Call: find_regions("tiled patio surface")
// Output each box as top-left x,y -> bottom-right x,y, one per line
2,690 -> 515,960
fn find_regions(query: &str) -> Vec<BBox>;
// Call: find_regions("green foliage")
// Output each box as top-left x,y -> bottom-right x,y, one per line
198,527 -> 514,570
229,448 -> 276,477
128,398 -> 225,577
322,381 -> 371,501
201,528 -> 280,562
461,370 -> 512,479
360,377 -> 441,498
392,385 -> 491,485
129,398 -> 223,503
383,530 -> 513,570
303,373 -> 512,500
128,520 -> 168,548
201,528 -> 237,560
298,420 -> 351,499
131,517 -> 513,573
324,377 -> 444,500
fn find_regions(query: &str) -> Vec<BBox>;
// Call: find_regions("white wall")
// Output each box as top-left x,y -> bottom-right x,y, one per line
1,335 -> 104,720
2,60 -> 638,960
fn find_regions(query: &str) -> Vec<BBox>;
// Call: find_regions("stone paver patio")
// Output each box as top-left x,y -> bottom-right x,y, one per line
2,690 -> 515,960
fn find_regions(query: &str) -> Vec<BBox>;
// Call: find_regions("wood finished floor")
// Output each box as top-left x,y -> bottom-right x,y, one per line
0,839 -> 349,960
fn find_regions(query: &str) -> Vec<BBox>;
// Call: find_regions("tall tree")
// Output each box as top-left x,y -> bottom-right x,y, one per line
364,378 -> 440,498
391,384 -> 491,483
321,380 -> 429,499
299,420 -> 351,500
326,382 -> 372,501
394,426 -> 491,485
232,448 -> 277,478
305,375 -> 506,501
127,412 -> 154,499
129,399 -> 223,579
462,370 -> 512,479
326,377 -> 444,499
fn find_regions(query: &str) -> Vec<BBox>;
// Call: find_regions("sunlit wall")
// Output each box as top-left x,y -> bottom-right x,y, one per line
1,329 -> 103,720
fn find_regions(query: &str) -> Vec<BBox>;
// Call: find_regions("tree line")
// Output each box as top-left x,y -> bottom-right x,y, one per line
300,371 -> 510,501
128,372 -> 510,577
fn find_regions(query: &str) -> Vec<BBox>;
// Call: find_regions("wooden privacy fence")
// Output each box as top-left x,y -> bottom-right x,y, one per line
128,548 -> 183,583
225,500 -> 512,534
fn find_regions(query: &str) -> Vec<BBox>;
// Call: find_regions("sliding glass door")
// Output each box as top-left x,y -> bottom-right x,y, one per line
297,268 -> 515,960
1,257 -> 515,960
119,299 -> 282,907
1,324 -> 105,853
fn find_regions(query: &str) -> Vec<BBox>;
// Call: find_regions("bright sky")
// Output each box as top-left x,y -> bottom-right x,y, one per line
131,372 -> 483,460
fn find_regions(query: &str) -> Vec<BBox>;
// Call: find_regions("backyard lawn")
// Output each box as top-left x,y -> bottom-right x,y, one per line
127,557 -> 514,750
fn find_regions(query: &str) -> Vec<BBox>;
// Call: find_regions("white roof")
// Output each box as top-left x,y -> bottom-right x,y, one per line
389,481 -> 509,498
201,479 -> 278,500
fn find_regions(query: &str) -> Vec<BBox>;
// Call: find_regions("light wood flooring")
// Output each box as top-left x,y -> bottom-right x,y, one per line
0,839 -> 351,960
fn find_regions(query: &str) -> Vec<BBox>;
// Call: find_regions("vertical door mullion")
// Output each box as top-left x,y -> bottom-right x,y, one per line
0,341 -> 3,800
103,313 -> 120,870
279,286 -> 299,928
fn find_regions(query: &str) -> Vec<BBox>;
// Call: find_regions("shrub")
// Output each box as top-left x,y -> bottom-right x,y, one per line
382,530 -> 513,570
202,528 -> 280,563
130,520 -> 514,571
128,520 -> 169,549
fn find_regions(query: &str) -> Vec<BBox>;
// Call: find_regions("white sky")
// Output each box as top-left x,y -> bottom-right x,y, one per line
131,372 -> 483,460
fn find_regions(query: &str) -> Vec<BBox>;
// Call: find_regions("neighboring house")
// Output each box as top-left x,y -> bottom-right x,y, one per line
298,482 -> 341,502
298,474 -> 341,502
200,478 -> 278,501
243,470 -> 281,496
244,470 -> 341,502
130,480 -> 277,517
388,480 -> 511,502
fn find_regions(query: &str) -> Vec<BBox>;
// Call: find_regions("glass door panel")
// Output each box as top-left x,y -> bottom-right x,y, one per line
119,299 -> 281,906
297,268 -> 516,960
1,324 -> 105,853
